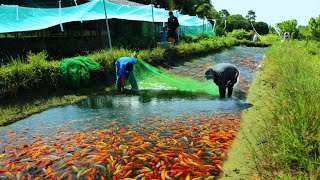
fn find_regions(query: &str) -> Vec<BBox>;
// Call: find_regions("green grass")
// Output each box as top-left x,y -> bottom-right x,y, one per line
222,68 -> 272,179
0,84 -> 110,126
249,40 -> 320,179
223,40 -> 320,180
259,34 -> 283,44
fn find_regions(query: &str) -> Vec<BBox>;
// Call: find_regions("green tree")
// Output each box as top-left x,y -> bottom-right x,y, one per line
253,22 -> 269,35
308,15 -> 320,39
212,9 -> 230,36
166,0 -> 176,10
226,14 -> 250,32
175,0 -> 197,15
219,9 -> 230,19
269,26 -> 280,35
193,0 -> 220,22
195,0 -> 213,19
276,20 -> 298,38
246,10 -> 256,22
298,26 -> 313,39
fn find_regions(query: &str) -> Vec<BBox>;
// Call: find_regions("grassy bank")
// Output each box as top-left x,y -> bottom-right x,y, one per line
222,68 -> 272,179
258,40 -> 320,179
224,40 -> 320,179
0,84 -> 112,126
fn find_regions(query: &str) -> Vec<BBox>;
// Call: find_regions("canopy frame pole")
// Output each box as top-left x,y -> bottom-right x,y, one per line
58,1 -> 64,32
202,13 -> 206,35
175,10 -> 180,43
151,3 -> 156,47
103,0 -> 112,49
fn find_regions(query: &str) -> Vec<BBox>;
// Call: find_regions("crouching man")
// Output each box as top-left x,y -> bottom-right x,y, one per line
205,63 -> 240,98
115,53 -> 138,93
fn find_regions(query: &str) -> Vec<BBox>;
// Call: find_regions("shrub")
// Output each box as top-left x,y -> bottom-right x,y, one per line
27,51 -> 48,65
88,48 -> 132,71
259,34 -> 282,43
193,33 -> 214,42
298,26 -> 313,40
138,48 -> 165,65
180,34 -> 193,43
220,36 -> 238,46
228,29 -> 252,40
0,35 -> 262,96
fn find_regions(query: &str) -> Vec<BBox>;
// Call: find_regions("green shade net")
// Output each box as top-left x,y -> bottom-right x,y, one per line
0,0 -> 215,37
60,56 -> 100,88
127,58 -> 219,96
180,24 -> 216,37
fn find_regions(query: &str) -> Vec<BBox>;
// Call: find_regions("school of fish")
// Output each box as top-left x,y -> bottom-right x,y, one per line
0,47 -> 265,179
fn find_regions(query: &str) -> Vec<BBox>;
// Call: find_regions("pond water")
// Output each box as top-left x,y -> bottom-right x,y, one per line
0,46 -> 267,180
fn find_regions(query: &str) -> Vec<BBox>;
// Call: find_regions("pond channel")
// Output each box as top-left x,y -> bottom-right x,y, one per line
0,46 -> 267,180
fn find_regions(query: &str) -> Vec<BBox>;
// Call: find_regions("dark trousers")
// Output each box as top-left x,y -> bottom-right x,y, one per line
116,73 -> 138,91
219,85 -> 234,98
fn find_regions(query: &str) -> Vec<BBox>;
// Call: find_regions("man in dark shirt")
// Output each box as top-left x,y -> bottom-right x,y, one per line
205,63 -> 240,98
167,11 -> 179,44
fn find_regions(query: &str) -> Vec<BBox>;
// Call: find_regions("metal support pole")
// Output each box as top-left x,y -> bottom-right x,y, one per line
58,1 -> 64,32
151,3 -> 156,47
175,10 -> 179,43
103,0 -> 112,49
202,13 -> 206,35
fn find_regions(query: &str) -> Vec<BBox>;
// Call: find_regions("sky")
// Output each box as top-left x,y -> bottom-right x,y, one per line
211,0 -> 320,26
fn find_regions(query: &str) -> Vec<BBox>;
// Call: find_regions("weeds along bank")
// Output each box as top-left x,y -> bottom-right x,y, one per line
0,35 -> 268,126
0,36 -> 267,97
250,40 -> 320,179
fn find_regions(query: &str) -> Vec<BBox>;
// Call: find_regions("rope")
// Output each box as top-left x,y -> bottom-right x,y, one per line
212,19 -> 217,30
274,26 -> 282,36
251,22 -> 260,36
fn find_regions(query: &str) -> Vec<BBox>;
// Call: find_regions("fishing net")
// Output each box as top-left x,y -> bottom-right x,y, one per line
127,58 -> 219,96
60,56 -> 100,88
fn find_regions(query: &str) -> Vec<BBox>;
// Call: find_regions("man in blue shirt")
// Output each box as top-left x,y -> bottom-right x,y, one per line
115,53 -> 138,93
160,26 -> 168,42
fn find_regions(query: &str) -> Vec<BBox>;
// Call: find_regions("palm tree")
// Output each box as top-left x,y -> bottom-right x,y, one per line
219,9 -> 230,19
246,10 -> 256,22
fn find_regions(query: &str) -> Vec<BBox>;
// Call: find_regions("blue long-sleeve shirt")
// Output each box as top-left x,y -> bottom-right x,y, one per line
115,57 -> 137,77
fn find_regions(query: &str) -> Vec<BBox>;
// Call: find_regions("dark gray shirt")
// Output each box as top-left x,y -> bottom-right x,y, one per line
209,63 -> 239,87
